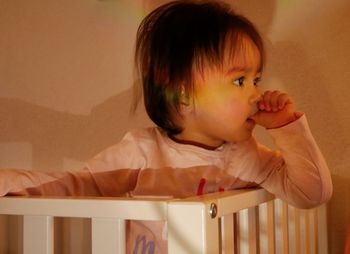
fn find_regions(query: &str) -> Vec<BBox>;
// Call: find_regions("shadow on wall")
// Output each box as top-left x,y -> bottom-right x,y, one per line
234,0 -> 348,171
0,88 -> 152,170
233,0 -> 341,136
0,0 -> 342,171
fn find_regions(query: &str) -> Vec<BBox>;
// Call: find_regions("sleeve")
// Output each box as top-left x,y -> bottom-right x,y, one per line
0,168 -> 139,197
131,166 -> 254,198
253,115 -> 333,208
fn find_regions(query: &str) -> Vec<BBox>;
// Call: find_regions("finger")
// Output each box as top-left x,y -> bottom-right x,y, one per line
257,98 -> 265,110
269,91 -> 281,112
256,92 -> 265,110
277,93 -> 292,109
294,111 -> 304,118
262,91 -> 272,111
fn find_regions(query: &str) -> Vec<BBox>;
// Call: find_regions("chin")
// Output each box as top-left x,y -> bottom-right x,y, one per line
234,132 -> 253,143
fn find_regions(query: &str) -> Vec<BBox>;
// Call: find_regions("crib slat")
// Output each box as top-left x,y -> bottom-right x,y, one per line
313,209 -> 318,254
281,202 -> 289,254
91,218 -> 125,254
304,210 -> 311,253
23,215 -> 54,254
248,206 -> 259,254
294,208 -> 301,253
317,204 -> 328,254
238,209 -> 248,253
220,214 -> 234,253
267,200 -> 276,254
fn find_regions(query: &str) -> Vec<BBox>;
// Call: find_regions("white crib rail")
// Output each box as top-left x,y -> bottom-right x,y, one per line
0,188 -> 328,254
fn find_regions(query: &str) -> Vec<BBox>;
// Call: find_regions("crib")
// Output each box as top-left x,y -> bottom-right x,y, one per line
0,188 -> 328,254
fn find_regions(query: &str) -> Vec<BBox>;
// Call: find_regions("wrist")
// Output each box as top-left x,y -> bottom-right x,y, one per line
266,111 -> 304,129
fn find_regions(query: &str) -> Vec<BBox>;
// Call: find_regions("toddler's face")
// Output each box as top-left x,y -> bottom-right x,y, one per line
176,36 -> 262,148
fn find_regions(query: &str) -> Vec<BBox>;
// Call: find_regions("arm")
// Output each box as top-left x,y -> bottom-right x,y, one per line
0,130 -> 147,197
0,168 -> 139,197
256,116 -> 332,208
250,91 -> 332,208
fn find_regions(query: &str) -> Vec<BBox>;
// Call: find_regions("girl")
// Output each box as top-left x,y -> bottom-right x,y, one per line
0,1 -> 332,253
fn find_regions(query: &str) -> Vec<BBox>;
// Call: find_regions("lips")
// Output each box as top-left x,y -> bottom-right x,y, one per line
245,118 -> 256,129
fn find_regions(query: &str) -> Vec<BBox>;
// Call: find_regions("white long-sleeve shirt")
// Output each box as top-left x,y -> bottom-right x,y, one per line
0,115 -> 332,253
86,115 -> 332,208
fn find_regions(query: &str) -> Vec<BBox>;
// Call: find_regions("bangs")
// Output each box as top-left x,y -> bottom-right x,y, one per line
225,33 -> 263,73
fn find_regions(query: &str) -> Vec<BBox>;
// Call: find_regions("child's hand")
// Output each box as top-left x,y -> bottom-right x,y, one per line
251,90 -> 303,129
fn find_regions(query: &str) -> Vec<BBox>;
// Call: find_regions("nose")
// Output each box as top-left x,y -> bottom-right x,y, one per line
249,86 -> 261,105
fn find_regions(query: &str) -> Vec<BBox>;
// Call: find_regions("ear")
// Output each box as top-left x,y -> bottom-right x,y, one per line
179,86 -> 194,115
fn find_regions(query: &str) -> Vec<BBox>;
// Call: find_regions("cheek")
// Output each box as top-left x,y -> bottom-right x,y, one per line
194,86 -> 249,119
228,100 -> 249,120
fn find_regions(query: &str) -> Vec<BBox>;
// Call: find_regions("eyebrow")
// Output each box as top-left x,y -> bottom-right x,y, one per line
226,66 -> 262,75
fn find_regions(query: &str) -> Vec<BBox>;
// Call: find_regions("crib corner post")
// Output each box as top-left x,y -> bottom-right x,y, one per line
167,201 -> 219,254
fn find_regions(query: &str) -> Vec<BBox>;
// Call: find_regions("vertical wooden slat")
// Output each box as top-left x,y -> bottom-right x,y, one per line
317,205 -> 328,254
294,208 -> 301,254
221,214 -> 234,253
238,209 -> 249,253
304,210 -> 311,254
23,215 -> 54,254
91,218 -> 125,254
267,200 -> 276,254
248,206 -> 259,254
281,202 -> 289,254
313,209 -> 319,254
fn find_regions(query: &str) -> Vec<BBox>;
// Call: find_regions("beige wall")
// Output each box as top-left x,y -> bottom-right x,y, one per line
0,0 -> 349,253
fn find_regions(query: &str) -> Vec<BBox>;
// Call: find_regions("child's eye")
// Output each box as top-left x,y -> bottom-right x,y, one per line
254,77 -> 262,86
233,77 -> 245,87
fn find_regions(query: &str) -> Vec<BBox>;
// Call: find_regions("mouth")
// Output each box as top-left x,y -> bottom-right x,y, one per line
246,117 -> 255,124
246,105 -> 259,123
245,117 -> 256,129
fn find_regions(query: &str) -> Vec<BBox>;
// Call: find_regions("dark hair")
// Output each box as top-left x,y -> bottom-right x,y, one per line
134,0 -> 264,135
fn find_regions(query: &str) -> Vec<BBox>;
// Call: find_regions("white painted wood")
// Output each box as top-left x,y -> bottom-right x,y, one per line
23,215 -> 53,254
312,208 -> 319,254
208,189 -> 275,216
0,197 -> 168,220
0,189 -> 329,254
267,200 -> 276,254
304,209 -> 311,254
238,209 -> 249,254
168,201 -> 219,254
317,204 -> 328,254
221,214 -> 234,254
91,218 -> 125,254
294,208 -> 301,254
281,202 -> 289,254
248,206 -> 259,254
